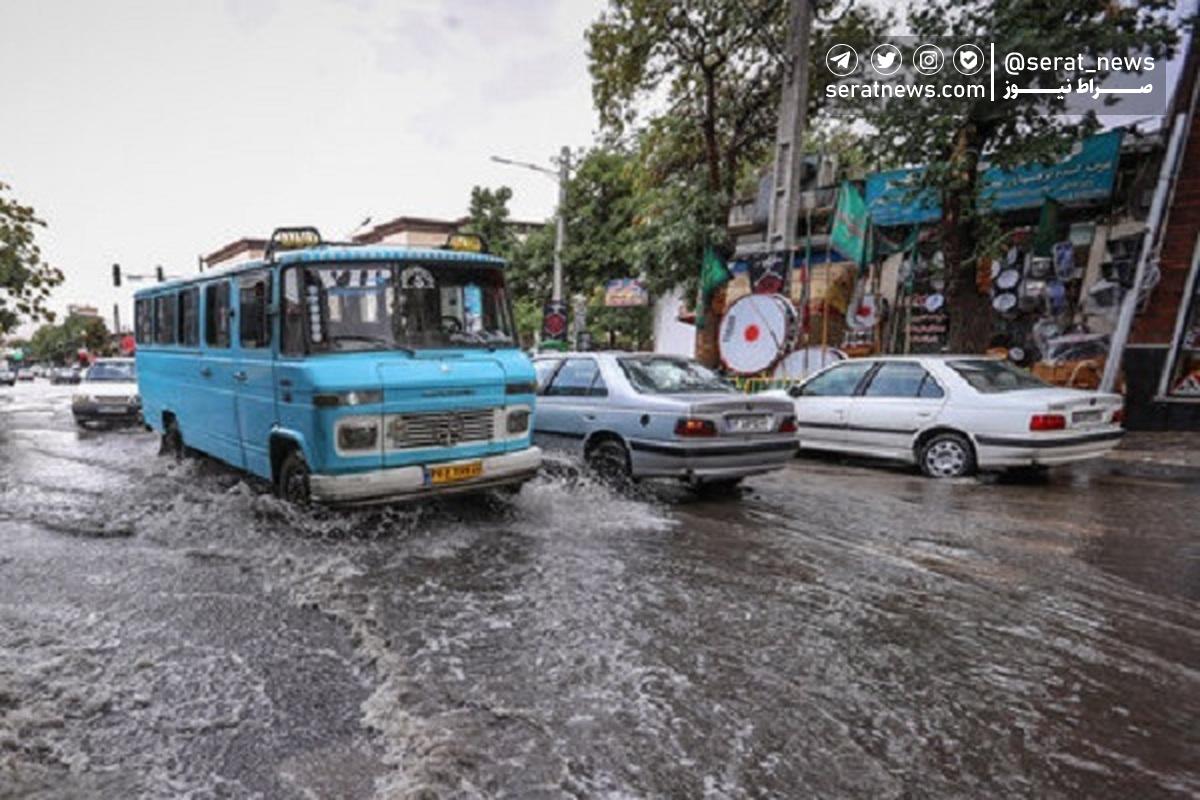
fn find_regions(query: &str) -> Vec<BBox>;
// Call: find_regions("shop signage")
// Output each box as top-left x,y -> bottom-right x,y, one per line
604,279 -> 649,307
865,130 -> 1125,227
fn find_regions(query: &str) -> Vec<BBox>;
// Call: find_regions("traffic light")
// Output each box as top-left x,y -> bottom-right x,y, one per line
111,264 -> 121,287
155,265 -> 165,283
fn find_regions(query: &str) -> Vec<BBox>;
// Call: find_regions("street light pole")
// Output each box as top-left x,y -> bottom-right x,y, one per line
552,146 -> 570,304
491,148 -> 574,348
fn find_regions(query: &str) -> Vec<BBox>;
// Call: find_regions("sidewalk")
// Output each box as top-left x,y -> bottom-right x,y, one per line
1107,431 -> 1200,470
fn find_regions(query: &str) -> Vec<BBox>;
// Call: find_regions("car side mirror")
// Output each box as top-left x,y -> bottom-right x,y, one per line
788,385 -> 804,398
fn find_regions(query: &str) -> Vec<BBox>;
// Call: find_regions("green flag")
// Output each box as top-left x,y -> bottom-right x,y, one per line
1032,196 -> 1060,257
830,181 -> 868,267
696,246 -> 731,329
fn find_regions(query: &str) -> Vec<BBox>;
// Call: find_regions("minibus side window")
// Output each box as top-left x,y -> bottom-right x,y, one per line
154,294 -> 176,345
135,298 -> 153,344
205,282 -> 230,348
179,288 -> 199,347
239,273 -> 272,349
281,268 -> 305,355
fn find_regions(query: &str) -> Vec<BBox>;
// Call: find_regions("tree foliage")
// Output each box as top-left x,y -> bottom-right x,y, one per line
28,313 -> 110,364
490,148 -> 657,345
462,185 -> 517,258
0,182 -> 64,334
858,0 -> 1179,351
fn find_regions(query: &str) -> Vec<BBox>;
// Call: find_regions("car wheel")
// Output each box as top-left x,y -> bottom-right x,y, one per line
919,432 -> 975,478
276,450 -> 312,506
159,419 -> 184,461
586,438 -> 631,486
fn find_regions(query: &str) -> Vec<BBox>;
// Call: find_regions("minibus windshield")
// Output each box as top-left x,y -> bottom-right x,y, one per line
290,262 -> 517,353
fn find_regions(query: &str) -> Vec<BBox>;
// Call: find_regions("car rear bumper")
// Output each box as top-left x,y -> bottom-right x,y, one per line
629,437 -> 798,482
73,402 -> 142,423
308,447 -> 542,506
974,429 -> 1124,467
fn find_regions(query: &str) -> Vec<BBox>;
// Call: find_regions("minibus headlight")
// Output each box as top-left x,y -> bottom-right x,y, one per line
336,421 -> 379,451
506,409 -> 531,434
314,390 -> 383,408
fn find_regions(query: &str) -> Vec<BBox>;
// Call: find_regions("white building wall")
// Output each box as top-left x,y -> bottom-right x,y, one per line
653,286 -> 695,358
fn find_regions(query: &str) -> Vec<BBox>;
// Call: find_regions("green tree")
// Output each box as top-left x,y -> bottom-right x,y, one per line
503,147 -> 656,346
586,0 -> 889,362
859,0 -> 1178,352
462,186 -> 517,258
0,182 -> 64,334
28,313 -> 109,364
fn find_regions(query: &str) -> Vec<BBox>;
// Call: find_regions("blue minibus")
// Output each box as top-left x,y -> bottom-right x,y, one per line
132,227 -> 541,505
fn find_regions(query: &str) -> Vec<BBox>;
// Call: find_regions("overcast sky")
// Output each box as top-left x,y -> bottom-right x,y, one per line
0,0 -> 605,334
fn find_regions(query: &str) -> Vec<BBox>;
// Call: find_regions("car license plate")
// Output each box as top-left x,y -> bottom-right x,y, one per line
429,461 -> 483,485
98,406 -> 127,415
728,415 -> 772,433
1072,409 -> 1103,424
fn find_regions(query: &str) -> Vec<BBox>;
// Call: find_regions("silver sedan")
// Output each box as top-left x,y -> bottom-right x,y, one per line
532,353 -> 797,488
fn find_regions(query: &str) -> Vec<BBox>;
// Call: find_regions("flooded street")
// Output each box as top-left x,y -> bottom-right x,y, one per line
1,382 -> 1198,799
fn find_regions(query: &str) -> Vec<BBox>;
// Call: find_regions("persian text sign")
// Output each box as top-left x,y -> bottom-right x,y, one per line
865,130 -> 1124,226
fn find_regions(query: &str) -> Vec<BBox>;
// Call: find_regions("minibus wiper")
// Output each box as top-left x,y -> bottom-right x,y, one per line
328,334 -> 416,356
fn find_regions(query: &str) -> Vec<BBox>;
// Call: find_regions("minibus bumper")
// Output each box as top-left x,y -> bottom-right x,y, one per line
308,447 -> 542,506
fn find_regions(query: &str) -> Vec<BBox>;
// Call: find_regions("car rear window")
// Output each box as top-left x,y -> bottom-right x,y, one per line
947,359 -> 1046,393
618,357 -> 733,394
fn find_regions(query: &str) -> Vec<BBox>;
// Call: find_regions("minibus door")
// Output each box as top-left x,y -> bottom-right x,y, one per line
234,272 -> 279,480
201,280 -> 245,469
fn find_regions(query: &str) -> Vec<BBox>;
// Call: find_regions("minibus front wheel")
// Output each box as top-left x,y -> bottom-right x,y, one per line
276,450 -> 312,506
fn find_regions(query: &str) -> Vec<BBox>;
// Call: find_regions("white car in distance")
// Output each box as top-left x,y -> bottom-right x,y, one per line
763,356 -> 1125,478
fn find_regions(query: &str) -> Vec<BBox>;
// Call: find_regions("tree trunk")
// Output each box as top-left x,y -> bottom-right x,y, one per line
942,124 -> 993,354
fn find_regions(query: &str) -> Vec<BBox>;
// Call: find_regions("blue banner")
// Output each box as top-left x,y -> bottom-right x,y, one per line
865,130 -> 1125,227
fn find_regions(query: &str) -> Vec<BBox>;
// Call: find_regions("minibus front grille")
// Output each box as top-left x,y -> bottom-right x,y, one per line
386,409 -> 494,449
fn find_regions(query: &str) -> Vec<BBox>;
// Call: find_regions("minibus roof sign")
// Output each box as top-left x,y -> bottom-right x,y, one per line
266,226 -> 323,261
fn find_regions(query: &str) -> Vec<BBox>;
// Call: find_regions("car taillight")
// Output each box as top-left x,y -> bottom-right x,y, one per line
1029,413 -> 1066,431
778,416 -> 797,433
675,418 -> 717,437
1112,407 -> 1125,425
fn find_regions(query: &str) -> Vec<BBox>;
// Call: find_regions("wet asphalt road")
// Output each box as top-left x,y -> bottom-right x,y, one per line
1,382 -> 1198,799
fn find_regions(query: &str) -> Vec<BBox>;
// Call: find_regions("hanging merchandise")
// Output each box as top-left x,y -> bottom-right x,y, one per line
851,293 -> 880,329
993,292 -> 1019,314
1047,281 -> 1069,314
718,294 -> 797,375
1028,256 -> 1053,280
748,253 -> 789,295
923,293 -> 945,313
995,268 -> 1022,291
1053,242 -> 1076,280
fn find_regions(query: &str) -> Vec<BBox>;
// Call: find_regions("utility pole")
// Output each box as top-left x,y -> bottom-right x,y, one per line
491,147 -> 573,347
765,0 -> 814,264
553,145 -> 570,304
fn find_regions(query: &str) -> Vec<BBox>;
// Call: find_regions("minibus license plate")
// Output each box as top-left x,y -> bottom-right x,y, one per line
429,461 -> 483,485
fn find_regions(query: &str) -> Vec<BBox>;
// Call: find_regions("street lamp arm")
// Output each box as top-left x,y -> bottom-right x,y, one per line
490,155 -> 558,178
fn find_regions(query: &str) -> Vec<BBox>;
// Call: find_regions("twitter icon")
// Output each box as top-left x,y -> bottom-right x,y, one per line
871,44 -> 902,76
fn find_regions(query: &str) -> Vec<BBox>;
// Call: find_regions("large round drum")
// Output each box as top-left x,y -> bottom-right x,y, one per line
719,294 -> 796,375
773,346 -> 846,381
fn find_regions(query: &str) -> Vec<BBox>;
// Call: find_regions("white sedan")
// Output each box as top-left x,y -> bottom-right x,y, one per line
763,356 -> 1125,478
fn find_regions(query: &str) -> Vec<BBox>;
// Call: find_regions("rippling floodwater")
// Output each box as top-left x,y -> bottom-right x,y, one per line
1,382 -> 1198,799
